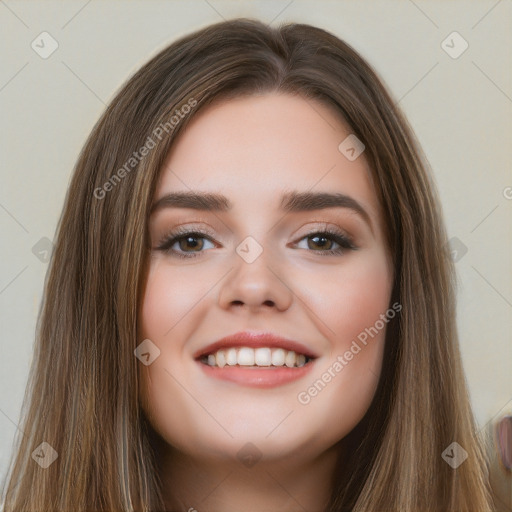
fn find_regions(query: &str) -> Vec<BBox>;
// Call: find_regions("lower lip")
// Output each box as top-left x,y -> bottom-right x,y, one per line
197,360 -> 315,388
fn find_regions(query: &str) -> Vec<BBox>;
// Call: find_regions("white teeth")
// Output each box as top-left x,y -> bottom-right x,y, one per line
254,347 -> 271,366
204,347 -> 310,368
285,350 -> 296,368
271,348 -> 285,366
226,347 -> 237,365
237,347 -> 255,366
216,350 -> 226,368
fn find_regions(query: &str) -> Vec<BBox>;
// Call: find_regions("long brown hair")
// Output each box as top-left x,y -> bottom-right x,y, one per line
1,18 -> 493,511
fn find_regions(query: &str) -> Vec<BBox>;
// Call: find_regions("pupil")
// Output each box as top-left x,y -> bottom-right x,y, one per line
180,236 -> 202,251
310,235 -> 331,250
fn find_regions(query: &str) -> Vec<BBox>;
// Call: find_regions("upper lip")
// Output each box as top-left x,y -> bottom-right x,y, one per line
194,331 -> 319,360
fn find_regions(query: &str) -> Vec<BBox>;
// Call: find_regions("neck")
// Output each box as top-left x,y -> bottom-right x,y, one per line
156,442 -> 341,512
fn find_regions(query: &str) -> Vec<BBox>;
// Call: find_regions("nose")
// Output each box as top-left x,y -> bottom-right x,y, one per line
217,243 -> 293,313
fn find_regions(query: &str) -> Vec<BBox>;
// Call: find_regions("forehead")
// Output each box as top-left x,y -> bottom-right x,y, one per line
157,93 -> 380,223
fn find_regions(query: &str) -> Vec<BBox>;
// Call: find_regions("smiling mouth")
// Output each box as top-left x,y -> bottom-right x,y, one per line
199,346 -> 314,368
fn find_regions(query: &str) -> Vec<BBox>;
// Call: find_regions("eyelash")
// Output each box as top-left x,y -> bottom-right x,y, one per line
155,226 -> 357,259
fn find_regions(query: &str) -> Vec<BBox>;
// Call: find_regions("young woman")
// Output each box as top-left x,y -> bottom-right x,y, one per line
1,18 -> 494,511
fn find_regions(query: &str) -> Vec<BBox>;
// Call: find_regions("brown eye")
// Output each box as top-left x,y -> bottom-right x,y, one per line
156,230 -> 216,258
178,235 -> 205,252
307,234 -> 334,251
295,230 -> 356,256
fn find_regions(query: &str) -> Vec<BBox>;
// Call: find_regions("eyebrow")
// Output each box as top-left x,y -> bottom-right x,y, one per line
151,190 -> 373,231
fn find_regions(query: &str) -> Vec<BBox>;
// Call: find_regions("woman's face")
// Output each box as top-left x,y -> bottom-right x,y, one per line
139,93 -> 394,464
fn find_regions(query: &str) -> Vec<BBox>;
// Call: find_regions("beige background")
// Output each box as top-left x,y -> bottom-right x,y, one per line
0,0 -> 511,487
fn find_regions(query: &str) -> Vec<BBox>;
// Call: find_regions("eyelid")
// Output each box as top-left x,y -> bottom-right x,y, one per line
155,224 -> 216,243
292,221 -> 355,243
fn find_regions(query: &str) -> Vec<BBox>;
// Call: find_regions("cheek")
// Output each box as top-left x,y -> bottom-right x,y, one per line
137,260 -> 230,451
296,247 -> 393,347
332,259 -> 392,349
139,258 -> 223,342
137,263 -> 187,408
291,248 -> 393,440
325,248 -> 392,379
140,260 -> 196,339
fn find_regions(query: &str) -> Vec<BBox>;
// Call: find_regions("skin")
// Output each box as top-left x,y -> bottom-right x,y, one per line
138,93 -> 394,512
